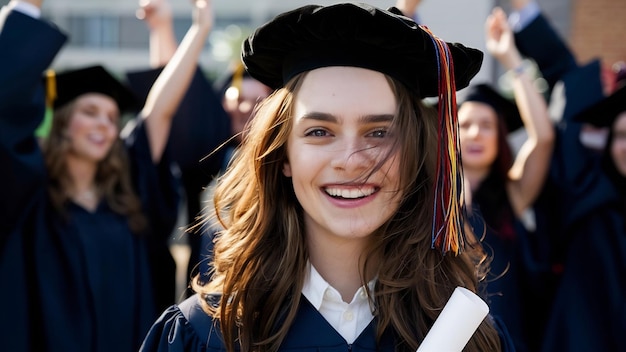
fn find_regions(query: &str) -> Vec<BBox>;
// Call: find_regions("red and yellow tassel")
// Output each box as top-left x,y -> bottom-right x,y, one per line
420,25 -> 466,256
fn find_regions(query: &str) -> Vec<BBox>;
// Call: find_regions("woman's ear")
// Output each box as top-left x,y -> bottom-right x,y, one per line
282,160 -> 292,177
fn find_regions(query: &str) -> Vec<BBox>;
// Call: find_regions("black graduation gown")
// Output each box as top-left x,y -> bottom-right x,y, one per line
140,294 -> 516,352
0,8 -> 180,352
0,9 -> 68,351
469,176 -> 529,352
125,66 -> 231,287
514,12 -> 626,352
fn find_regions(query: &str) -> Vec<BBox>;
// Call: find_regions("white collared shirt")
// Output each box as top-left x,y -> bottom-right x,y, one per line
301,262 -> 375,344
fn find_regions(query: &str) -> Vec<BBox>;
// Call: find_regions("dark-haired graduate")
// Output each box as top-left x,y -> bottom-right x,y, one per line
126,0 -> 271,291
538,84 -> 626,352
457,8 -> 553,352
140,3 -> 515,352
0,0 -> 213,351
505,0 -> 625,350
126,0 -> 230,297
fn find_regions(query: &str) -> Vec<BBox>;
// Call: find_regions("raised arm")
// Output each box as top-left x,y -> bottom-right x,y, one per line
136,0 -> 177,68
0,0 -> 67,231
138,0 -> 213,163
509,0 -> 577,91
485,7 -> 554,216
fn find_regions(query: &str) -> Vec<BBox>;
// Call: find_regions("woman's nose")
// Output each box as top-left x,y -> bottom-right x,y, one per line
95,114 -> 115,127
330,140 -> 377,174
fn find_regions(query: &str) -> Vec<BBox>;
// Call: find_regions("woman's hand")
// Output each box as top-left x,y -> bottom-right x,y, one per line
485,7 -> 522,70
192,0 -> 213,33
136,0 -> 173,31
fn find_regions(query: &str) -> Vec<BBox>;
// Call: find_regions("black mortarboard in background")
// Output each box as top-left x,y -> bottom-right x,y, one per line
241,3 -> 483,98
574,84 -> 626,128
462,83 -> 523,133
50,65 -> 138,113
557,59 -> 605,123
125,66 -> 231,173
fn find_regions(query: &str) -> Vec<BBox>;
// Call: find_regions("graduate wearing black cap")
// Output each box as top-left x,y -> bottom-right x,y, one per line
126,0 -> 272,293
140,3 -> 516,352
126,0 -> 230,304
534,84 -> 626,352
508,1 -> 625,351
456,8 -> 553,352
0,0 -> 214,351
0,2 -> 67,350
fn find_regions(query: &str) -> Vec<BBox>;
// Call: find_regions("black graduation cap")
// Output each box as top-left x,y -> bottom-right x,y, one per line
558,59 -> 605,123
462,83 -> 523,133
242,3 -> 484,256
50,65 -> 138,113
241,2 -> 483,98
574,84 -> 626,128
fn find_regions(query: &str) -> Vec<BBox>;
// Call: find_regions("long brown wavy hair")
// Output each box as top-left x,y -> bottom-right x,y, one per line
197,72 -> 501,351
43,99 -> 146,233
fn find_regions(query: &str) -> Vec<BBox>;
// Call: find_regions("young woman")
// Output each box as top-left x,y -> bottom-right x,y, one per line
140,3 -> 515,351
542,81 -> 626,352
456,8 -> 554,352
0,0 -> 213,350
508,1 -> 625,350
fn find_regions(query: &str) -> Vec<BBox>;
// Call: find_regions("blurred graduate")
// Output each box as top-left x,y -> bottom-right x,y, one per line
0,0 -> 213,350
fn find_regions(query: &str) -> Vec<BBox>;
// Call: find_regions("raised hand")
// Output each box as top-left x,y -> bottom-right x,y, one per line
192,0 -> 214,33
485,7 -> 522,70
136,0 -> 173,31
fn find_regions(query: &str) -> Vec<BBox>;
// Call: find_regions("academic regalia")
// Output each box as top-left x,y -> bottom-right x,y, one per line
0,8 -> 68,351
140,294 -> 516,352
540,85 -> 626,352
514,9 -> 625,352
460,84 -> 528,351
126,66 -> 232,289
0,9 -> 180,352
141,3 -> 514,351
539,204 -> 625,352
512,13 -> 577,93
469,178 -> 528,352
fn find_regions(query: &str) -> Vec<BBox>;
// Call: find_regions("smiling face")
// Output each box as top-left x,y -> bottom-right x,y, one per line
282,66 -> 402,243
66,93 -> 120,163
458,101 -> 499,172
610,112 -> 626,176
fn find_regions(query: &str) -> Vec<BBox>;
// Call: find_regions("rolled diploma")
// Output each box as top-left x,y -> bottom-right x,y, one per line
416,286 -> 489,352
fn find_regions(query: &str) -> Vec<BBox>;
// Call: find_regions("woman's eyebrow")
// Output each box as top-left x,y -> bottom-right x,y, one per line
298,112 -> 394,124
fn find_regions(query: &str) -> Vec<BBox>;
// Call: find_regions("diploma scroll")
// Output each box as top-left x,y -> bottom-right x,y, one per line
416,286 -> 489,352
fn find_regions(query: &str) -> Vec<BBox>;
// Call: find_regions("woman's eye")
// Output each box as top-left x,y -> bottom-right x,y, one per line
305,129 -> 329,137
370,129 -> 388,138
108,114 -> 120,125
81,108 -> 97,117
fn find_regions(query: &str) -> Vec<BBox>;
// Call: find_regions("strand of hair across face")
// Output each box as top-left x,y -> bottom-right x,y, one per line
420,25 -> 466,256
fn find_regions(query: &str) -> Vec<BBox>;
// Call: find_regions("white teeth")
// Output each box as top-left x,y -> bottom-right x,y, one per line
325,187 -> 375,199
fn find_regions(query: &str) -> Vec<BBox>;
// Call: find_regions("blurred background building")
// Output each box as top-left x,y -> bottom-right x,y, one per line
3,0 -> 624,85
3,0 -> 624,299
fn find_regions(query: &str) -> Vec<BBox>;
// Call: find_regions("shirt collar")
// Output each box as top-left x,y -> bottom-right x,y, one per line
302,261 -> 376,309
